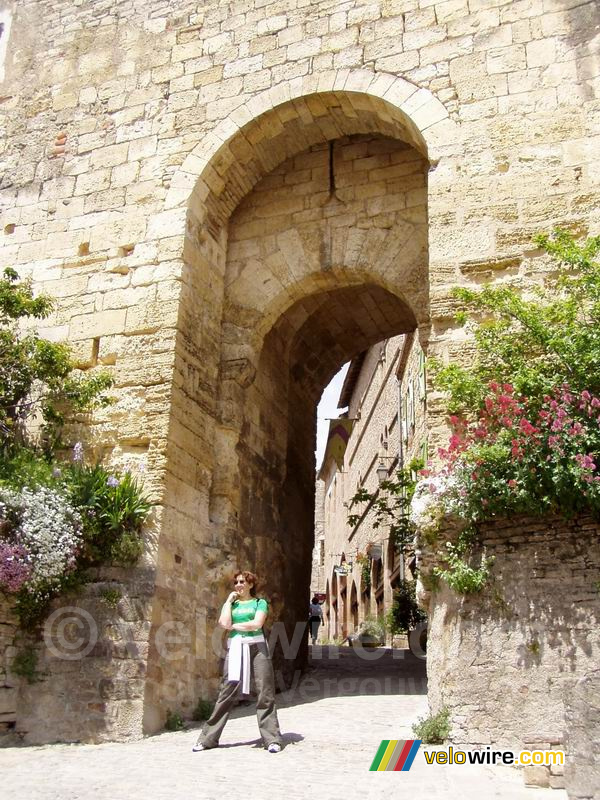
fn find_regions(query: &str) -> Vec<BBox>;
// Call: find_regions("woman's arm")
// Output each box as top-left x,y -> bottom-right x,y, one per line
231,610 -> 267,632
218,592 -> 239,629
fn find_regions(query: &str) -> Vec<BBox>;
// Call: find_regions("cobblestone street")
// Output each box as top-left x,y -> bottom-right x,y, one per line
0,646 -> 566,799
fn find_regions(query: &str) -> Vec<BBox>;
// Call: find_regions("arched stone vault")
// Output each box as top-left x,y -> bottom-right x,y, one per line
165,68 -> 459,216
148,74 -> 458,720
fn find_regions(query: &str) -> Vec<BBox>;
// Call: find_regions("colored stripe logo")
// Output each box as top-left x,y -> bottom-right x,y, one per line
370,739 -> 421,771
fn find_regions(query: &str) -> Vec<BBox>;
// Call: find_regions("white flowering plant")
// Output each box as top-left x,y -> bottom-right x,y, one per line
0,484 -> 85,627
0,274 -> 151,627
0,446 -> 151,628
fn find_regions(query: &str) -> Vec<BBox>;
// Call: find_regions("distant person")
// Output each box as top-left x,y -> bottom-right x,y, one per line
192,569 -> 283,753
308,596 -> 323,645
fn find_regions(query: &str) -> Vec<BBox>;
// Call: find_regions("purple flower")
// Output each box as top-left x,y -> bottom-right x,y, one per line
107,475 -> 119,488
72,442 -> 84,463
0,542 -> 32,592
52,467 -> 62,478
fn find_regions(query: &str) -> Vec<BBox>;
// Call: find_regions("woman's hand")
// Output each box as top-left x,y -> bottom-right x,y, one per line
226,591 -> 239,604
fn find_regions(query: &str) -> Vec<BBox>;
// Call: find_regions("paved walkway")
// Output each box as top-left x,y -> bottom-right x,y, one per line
1,646 -> 566,800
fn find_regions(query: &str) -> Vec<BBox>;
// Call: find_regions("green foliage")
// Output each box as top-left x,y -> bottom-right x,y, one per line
386,579 -> 427,634
0,267 -> 113,452
527,639 -> 540,656
434,230 -> 600,416
165,710 -> 184,731
12,645 -> 39,683
347,460 -> 422,557
358,614 -> 386,640
13,569 -> 88,631
66,464 -> 150,567
192,699 -> 214,722
0,447 -> 56,489
424,231 -> 600,595
412,707 -> 451,744
0,276 -> 151,630
434,541 -> 494,595
0,268 -> 53,322
100,587 -> 122,608
356,552 -> 371,591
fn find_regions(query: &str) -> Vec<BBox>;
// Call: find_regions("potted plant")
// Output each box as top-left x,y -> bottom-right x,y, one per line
353,615 -> 386,648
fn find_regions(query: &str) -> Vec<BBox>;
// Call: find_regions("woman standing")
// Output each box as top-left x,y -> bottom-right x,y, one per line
193,570 -> 283,753
308,596 -> 323,645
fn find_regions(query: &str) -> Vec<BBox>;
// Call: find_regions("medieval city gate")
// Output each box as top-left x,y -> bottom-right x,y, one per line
143,74 -> 456,731
1,8 -> 597,790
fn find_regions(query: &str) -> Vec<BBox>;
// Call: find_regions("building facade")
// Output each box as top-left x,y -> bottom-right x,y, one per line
315,333 -> 426,641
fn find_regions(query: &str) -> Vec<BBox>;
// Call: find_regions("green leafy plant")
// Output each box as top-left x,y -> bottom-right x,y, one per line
12,569 -> 88,631
432,530 -> 494,595
0,275 -> 151,629
527,639 -> 540,656
356,552 -> 371,591
358,615 -> 386,641
0,267 -> 113,453
386,579 -> 427,634
347,461 -> 422,559
165,710 -> 184,731
417,231 -> 600,593
12,645 -> 39,683
65,462 -> 150,567
433,230 -> 600,414
192,699 -> 214,722
100,587 -> 122,608
412,707 -> 451,744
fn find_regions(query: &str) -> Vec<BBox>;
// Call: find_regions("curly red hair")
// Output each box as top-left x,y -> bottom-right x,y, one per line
232,569 -> 259,597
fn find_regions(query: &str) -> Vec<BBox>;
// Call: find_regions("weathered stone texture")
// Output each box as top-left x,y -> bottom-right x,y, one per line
564,669 -> 600,800
0,0 -> 597,746
424,515 -> 600,755
0,599 -> 18,735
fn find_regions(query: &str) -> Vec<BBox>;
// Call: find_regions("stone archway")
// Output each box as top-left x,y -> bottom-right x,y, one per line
142,72 -> 461,728
163,68 -> 459,213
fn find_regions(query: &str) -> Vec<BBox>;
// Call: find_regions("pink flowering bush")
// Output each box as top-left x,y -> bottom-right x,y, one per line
0,542 -> 32,592
417,231 -> 600,592
431,382 -> 600,523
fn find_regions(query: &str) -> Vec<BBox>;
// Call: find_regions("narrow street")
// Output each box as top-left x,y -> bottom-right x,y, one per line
0,646 -> 566,799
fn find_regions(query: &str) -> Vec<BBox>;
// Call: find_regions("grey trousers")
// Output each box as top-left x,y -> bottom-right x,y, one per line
197,640 -> 282,748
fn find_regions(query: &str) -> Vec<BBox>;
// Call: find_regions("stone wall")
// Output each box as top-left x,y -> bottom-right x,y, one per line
423,515 -> 600,757
2,570 -> 156,745
564,669 -> 600,800
0,0 -> 598,741
0,598 -> 18,737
